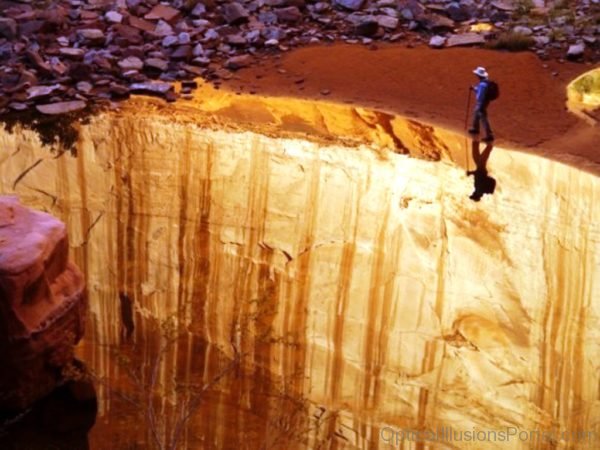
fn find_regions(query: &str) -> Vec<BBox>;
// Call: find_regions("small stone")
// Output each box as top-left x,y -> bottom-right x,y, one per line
0,18 -> 18,40
334,0 -> 365,11
59,47 -> 85,58
178,32 -> 191,44
145,58 -> 169,71
429,35 -> 446,48
204,29 -> 220,41
171,45 -> 192,60
36,100 -> 87,115
9,102 -> 28,111
320,89 -> 331,95
265,38 -> 279,46
513,26 -> 533,36
162,35 -> 179,47
227,34 -> 247,46
77,29 -> 105,43
224,54 -> 253,70
355,19 -> 379,37
155,20 -> 174,36
57,36 -> 70,46
567,43 -> 585,59
275,6 -> 303,23
446,33 -> 485,47
191,3 -> 206,17
27,84 -> 62,99
221,3 -> 249,25
192,43 -> 205,56
129,16 -> 156,33
144,5 -> 181,22
534,36 -> 550,46
105,11 -> 123,24
118,56 -> 144,71
377,15 -> 398,30
130,81 -> 173,96
76,81 -> 93,93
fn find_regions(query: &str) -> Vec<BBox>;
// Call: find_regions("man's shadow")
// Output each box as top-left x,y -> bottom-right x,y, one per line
467,140 -> 496,202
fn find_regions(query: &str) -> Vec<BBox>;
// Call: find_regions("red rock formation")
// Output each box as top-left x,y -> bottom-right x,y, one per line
0,196 -> 86,411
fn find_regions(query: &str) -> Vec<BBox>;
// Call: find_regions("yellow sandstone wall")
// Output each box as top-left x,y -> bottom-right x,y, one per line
1,91 -> 599,449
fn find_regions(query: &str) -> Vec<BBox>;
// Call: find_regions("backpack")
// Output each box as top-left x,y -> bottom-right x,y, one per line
485,80 -> 499,102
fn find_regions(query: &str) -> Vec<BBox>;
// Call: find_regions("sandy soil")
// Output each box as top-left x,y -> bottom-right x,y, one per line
222,44 -> 600,169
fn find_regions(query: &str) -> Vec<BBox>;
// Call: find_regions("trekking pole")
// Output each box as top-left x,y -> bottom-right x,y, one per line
464,88 -> 472,131
464,88 -> 472,172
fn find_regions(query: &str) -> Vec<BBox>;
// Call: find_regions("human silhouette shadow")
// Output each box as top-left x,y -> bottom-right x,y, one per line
467,140 -> 496,202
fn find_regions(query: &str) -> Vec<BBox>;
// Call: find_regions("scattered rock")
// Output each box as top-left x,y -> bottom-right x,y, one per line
59,47 -> 85,59
446,33 -> 485,47
162,35 -> 179,47
145,58 -> 169,71
118,56 -> 144,71
77,29 -> 105,44
221,3 -> 250,25
355,18 -> 379,37
224,54 -> 254,70
419,14 -> 455,32
445,3 -> 471,22
27,84 -> 62,99
105,11 -> 123,24
144,5 -> 181,23
275,6 -> 303,23
36,100 -> 87,115
335,0 -> 364,11
0,18 -> 18,40
567,43 -> 585,60
155,20 -> 174,36
130,81 -> 173,96
429,35 -> 446,48
377,16 -> 399,30
513,26 -> 533,36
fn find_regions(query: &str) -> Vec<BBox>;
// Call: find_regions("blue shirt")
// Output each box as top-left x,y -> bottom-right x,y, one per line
475,80 -> 489,105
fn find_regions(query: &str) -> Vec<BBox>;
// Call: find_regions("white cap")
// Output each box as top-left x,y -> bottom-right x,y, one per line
473,66 -> 489,78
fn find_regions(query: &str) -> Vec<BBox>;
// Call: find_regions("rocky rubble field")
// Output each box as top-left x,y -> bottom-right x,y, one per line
0,0 -> 598,116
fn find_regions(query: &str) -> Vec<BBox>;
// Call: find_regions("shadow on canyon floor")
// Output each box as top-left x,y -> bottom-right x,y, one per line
468,139 -> 496,202
0,364 -> 97,450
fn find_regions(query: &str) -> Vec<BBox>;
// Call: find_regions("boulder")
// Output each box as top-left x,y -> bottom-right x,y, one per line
0,196 -> 87,411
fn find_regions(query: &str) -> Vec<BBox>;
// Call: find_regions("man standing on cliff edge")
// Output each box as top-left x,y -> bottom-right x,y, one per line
469,67 -> 495,142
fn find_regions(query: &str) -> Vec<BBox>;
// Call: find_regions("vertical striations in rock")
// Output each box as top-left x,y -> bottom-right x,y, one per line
1,94 -> 600,448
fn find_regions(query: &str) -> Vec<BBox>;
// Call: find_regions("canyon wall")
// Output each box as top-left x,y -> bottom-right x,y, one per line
1,93 -> 599,449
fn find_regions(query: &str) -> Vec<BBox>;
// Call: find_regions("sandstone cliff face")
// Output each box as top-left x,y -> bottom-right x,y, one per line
0,196 -> 86,410
0,91 -> 599,448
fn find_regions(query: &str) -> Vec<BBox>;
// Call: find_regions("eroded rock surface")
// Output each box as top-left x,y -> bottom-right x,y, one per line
1,90 -> 599,448
0,196 -> 86,411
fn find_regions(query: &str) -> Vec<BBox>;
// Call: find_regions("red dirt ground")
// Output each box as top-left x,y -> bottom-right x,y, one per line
223,44 -> 600,170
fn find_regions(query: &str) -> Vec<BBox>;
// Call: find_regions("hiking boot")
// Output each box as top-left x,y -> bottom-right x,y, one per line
482,135 -> 495,142
468,128 -> 479,135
